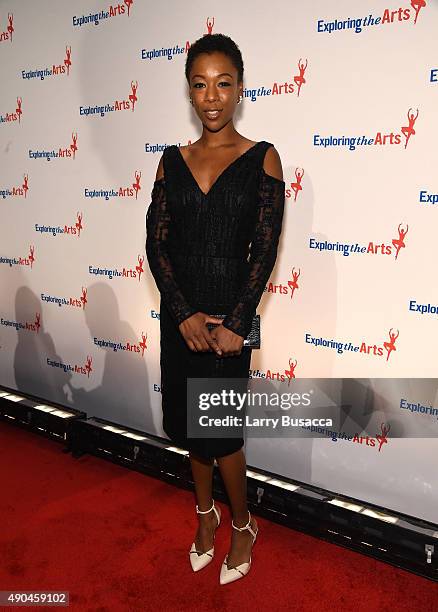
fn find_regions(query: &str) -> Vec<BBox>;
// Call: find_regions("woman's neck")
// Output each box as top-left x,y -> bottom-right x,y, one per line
198,123 -> 242,149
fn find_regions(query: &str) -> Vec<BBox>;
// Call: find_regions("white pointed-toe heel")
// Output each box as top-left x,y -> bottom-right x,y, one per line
189,501 -> 221,572
219,510 -> 259,585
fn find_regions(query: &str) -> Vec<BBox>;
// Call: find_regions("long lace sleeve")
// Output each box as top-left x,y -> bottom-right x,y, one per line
146,178 -> 198,326
221,169 -> 286,338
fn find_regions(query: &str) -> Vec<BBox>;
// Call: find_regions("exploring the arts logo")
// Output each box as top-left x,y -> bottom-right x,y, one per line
41,287 -> 88,310
29,132 -> 78,162
93,331 -> 149,356
0,246 -> 36,269
317,1 -> 427,35
310,223 -> 409,259
265,267 -> 301,301
88,255 -> 146,282
0,12 -> 14,43
250,358 -> 299,384
284,168 -> 304,202
85,170 -> 143,201
305,328 -> 400,362
314,108 -> 419,151
35,212 -> 84,238
141,16 -> 215,62
0,96 -> 23,124
47,355 -> 94,377
80,81 -> 139,118
0,174 -> 29,199
73,1 -> 135,27
21,45 -> 72,81
1,312 -> 41,334
352,423 -> 391,452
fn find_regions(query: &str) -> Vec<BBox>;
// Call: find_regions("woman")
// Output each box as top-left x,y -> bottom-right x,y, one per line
146,33 -> 285,585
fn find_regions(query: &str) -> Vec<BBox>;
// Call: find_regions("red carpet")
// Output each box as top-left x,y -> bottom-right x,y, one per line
1,421 -> 437,612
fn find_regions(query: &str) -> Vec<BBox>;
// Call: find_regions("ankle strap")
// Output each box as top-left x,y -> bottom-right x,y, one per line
196,501 -> 215,514
231,510 -> 257,539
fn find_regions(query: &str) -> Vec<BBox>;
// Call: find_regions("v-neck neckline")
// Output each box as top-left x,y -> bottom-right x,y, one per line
175,141 -> 264,197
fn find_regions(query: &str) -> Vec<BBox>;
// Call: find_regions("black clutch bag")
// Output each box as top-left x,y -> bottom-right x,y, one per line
206,314 -> 260,349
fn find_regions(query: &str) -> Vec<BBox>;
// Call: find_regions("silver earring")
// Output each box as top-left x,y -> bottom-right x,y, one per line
237,94 -> 243,104
189,97 -> 193,105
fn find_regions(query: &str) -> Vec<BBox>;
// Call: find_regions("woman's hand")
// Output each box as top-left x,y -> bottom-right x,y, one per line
210,323 -> 244,357
179,312 -> 224,355
178,313 -> 244,356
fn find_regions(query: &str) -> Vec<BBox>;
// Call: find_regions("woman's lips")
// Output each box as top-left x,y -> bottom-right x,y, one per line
204,109 -> 222,120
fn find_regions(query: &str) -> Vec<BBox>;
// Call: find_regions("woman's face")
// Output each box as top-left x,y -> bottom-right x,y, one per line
188,51 -> 243,132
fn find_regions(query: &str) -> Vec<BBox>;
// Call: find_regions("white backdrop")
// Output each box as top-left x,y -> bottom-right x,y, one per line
1,0 -> 437,524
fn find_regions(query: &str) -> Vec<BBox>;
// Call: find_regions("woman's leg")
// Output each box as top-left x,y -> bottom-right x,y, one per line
216,448 -> 258,568
189,451 -> 219,553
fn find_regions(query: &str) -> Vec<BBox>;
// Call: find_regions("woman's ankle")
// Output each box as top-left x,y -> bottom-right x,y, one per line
232,510 -> 251,528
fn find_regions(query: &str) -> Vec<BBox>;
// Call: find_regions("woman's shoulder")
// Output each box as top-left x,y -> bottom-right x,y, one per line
257,141 -> 283,183
155,144 -> 178,180
242,137 -> 258,148
163,143 -> 178,156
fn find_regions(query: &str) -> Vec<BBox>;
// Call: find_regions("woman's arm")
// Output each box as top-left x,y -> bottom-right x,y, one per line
145,153 -> 198,326
221,146 -> 286,338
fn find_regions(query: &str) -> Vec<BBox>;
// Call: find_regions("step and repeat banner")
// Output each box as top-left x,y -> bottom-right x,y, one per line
1,0 -> 437,524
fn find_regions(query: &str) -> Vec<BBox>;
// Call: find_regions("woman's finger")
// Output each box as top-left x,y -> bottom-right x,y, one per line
186,339 -> 197,352
191,335 -> 205,352
204,331 -> 223,355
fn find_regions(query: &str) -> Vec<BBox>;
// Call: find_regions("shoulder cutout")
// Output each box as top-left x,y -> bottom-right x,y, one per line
155,152 -> 164,181
262,145 -> 283,182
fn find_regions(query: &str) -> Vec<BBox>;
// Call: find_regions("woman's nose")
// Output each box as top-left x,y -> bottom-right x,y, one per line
204,86 -> 218,101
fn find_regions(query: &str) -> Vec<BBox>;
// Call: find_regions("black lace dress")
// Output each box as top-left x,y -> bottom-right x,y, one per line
146,140 -> 285,459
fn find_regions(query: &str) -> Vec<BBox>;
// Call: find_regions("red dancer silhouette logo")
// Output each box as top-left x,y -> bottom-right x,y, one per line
383,328 -> 399,362
288,267 -> 300,300
16,97 -> 22,123
129,80 -> 138,111
81,287 -> 87,309
411,0 -> 426,24
136,255 -> 144,281
139,331 -> 148,356
76,212 -> 83,237
392,223 -> 408,260
64,45 -> 72,76
291,167 -> 304,201
28,245 -> 35,268
70,132 -> 78,159
206,17 -> 215,34
85,355 -> 93,377
376,422 -> 391,452
293,59 -> 308,97
34,312 -> 41,333
285,358 -> 298,386
22,174 -> 29,198
124,0 -> 134,17
7,13 -> 14,42
401,108 -> 418,149
133,170 -> 141,199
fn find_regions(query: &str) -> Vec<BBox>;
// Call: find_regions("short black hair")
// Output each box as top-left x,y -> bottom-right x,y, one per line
185,33 -> 244,84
